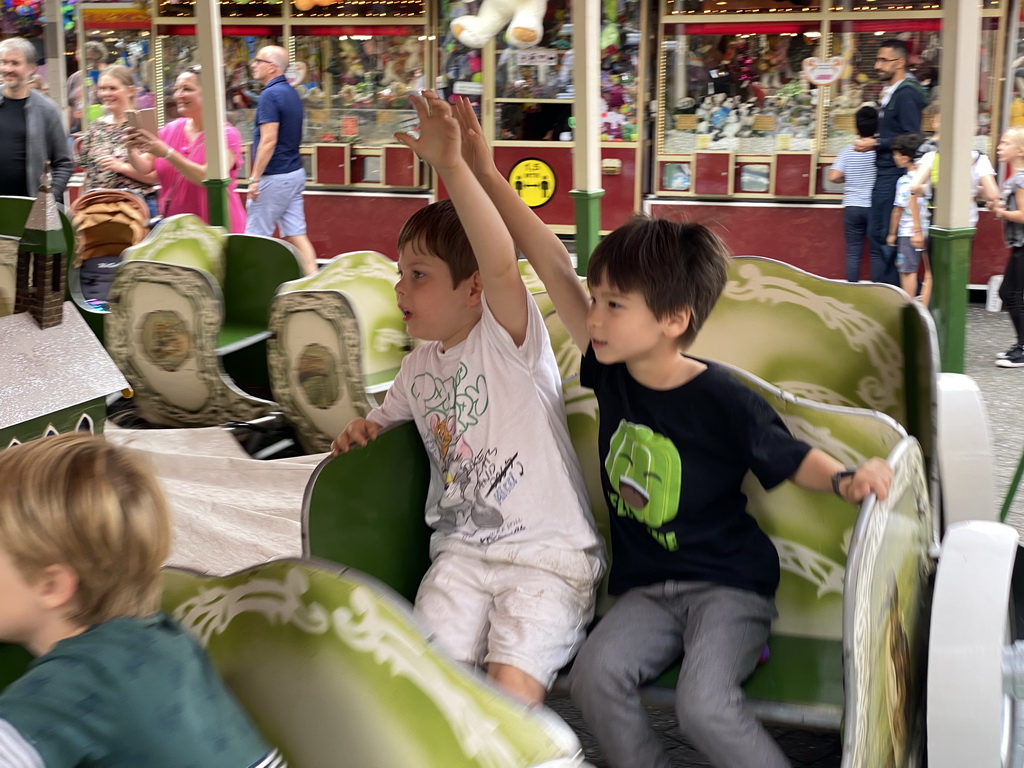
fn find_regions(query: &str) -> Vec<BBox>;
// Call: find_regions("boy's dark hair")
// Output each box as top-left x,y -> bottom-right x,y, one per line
397,199 -> 478,286
586,216 -> 729,350
878,38 -> 909,62
892,132 -> 926,161
855,106 -> 878,139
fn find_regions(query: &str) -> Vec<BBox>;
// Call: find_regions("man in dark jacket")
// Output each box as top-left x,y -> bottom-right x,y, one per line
0,37 -> 72,203
855,39 -> 926,286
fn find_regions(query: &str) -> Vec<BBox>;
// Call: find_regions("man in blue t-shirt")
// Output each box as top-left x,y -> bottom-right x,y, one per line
246,46 -> 317,274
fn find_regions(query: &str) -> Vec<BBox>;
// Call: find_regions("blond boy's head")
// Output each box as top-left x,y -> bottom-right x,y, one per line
0,434 -> 171,627
397,199 -> 478,288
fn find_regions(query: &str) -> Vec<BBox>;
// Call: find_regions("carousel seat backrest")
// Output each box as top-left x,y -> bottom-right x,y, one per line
268,250 -> 410,453
104,215 -> 302,427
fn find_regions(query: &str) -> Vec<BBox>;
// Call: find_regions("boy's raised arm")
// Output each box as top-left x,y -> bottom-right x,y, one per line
396,92 -> 528,344
453,97 -> 591,353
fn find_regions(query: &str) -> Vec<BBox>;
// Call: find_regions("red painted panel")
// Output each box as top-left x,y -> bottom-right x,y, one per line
599,147 -> 640,232
774,154 -> 813,197
384,146 -> 417,188
648,201 -> 1007,285
693,153 -> 731,196
316,146 -> 350,186
492,146 -> 575,227
302,193 -> 429,262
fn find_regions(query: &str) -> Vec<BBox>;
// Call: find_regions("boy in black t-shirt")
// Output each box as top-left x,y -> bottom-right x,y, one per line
449,96 -> 893,767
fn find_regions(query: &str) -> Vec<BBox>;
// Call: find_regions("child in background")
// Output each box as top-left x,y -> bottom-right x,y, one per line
887,133 -> 932,305
331,91 -> 605,705
448,94 -> 892,768
0,434 -> 285,768
993,127 -> 1024,368
829,105 -> 879,281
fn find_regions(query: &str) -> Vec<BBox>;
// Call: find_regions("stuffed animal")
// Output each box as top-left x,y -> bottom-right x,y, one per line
451,0 -> 548,49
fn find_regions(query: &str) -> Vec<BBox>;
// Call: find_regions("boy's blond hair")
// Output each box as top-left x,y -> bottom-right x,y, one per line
0,434 -> 171,626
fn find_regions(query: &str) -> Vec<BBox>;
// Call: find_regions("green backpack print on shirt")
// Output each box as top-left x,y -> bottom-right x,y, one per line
606,420 -> 682,551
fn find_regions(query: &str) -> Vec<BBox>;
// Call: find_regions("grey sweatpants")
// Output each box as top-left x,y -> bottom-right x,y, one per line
568,581 -> 790,768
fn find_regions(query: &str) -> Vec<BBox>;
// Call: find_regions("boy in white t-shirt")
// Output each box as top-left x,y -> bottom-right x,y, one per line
888,133 -> 932,304
331,91 -> 605,706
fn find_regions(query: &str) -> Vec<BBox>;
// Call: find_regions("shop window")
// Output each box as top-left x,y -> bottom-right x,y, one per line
160,34 -> 283,135
663,162 -> 692,190
293,33 -> 425,146
823,22 -> 995,157
72,32 -> 155,135
439,0 -> 640,143
290,0 -> 426,17
660,24 -> 820,155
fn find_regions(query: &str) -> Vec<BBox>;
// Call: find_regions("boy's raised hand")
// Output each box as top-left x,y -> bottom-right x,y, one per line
454,96 -> 498,180
395,91 -> 461,174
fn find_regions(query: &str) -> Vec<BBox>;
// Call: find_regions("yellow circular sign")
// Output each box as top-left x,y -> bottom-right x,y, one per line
508,158 -> 556,208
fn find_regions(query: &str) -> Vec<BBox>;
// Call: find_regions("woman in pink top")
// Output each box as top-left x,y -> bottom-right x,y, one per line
126,65 -> 247,232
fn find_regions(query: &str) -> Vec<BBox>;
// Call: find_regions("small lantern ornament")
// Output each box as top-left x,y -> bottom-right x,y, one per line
16,163 -> 68,329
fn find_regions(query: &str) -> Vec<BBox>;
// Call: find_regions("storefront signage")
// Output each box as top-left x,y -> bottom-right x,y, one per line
453,81 -> 484,96
516,49 -> 558,66
801,56 -> 845,87
508,158 -> 556,208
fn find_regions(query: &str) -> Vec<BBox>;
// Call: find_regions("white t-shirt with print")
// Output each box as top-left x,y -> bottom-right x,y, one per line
368,292 -> 606,584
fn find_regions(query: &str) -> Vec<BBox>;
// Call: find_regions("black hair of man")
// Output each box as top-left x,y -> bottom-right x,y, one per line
878,39 -> 909,62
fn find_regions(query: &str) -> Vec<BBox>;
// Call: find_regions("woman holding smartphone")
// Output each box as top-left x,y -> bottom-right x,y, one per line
77,65 -> 158,217
126,65 -> 247,232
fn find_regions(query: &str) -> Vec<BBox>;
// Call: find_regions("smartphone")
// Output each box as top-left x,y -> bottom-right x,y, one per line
125,108 -> 157,135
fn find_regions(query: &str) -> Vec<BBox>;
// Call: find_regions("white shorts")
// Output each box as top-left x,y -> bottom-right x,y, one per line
414,552 -> 597,689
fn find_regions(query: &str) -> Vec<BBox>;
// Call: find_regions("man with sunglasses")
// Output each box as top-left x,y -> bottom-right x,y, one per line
246,46 -> 317,275
854,38 -> 927,286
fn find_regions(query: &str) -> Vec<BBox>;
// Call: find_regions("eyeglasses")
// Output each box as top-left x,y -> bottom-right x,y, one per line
252,58 -> 272,65
875,57 -> 899,64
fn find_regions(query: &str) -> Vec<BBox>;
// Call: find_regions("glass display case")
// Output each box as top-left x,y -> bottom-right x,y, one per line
293,34 -> 425,146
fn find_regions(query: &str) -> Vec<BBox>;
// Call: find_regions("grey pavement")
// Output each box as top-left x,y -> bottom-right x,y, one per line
548,301 -> 1024,768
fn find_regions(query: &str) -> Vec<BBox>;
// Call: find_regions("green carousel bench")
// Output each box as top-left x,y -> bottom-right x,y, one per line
1,558 -> 592,768
104,214 -> 304,426
302,260 -> 939,760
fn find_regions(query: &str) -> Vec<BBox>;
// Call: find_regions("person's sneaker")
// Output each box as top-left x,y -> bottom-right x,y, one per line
997,344 -> 1020,360
996,346 -> 1024,368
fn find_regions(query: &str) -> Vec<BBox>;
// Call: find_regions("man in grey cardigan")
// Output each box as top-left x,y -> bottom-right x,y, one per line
0,37 -> 72,203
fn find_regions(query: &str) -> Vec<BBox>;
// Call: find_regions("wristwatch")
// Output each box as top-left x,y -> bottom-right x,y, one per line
831,468 -> 857,498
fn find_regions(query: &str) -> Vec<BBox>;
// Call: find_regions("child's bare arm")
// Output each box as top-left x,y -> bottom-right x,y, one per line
453,97 -> 591,352
396,92 -> 527,344
887,206 -> 902,245
909,196 -> 925,250
790,448 -> 893,504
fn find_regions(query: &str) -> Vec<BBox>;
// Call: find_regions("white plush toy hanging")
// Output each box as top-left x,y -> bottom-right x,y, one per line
450,0 -> 548,49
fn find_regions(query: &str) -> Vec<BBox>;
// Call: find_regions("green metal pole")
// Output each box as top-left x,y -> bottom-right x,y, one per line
928,225 -> 974,373
202,178 -> 231,230
1000,449 -> 1024,522
570,189 -> 604,276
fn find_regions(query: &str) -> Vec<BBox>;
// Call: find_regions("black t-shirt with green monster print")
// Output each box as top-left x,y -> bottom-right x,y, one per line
581,349 -> 811,597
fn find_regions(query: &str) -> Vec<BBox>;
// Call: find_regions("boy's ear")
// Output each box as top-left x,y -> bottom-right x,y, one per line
464,270 -> 483,306
662,307 -> 692,340
35,564 -> 79,611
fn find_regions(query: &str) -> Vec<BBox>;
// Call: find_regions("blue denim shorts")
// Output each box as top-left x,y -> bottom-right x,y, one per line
245,167 -> 308,237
